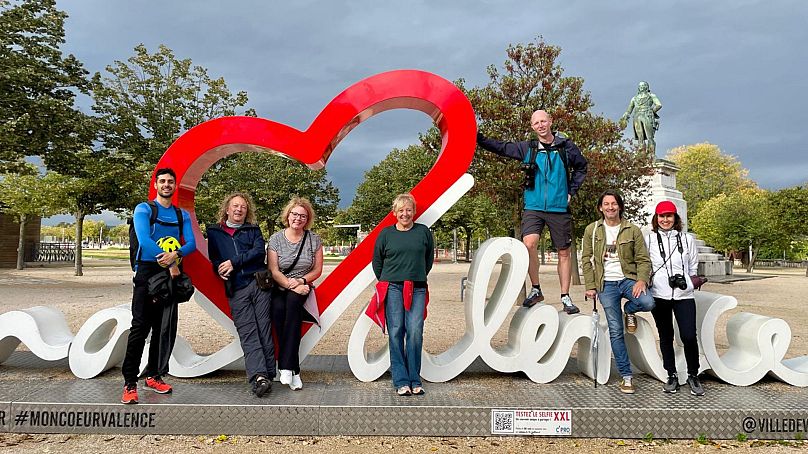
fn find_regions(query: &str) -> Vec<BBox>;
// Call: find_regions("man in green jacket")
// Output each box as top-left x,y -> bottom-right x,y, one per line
581,190 -> 655,394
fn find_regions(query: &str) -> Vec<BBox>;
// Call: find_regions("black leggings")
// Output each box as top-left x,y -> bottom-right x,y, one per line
271,289 -> 305,374
651,297 -> 700,377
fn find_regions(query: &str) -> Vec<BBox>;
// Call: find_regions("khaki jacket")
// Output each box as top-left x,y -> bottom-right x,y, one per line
581,219 -> 652,292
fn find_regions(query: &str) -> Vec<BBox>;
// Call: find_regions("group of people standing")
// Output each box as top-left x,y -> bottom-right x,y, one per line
480,110 -> 705,397
122,106 -> 705,404
122,171 -> 323,403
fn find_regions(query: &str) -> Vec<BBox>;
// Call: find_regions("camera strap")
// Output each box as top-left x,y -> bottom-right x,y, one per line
652,231 -> 684,278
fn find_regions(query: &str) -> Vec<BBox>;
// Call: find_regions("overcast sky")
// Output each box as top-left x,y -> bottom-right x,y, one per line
48,0 -> 807,225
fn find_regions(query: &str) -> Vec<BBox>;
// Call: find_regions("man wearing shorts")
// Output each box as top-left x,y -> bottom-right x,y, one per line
477,110 -> 588,313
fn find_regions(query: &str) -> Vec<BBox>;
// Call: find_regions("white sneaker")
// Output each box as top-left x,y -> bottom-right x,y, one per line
290,373 -> 303,391
279,369 -> 293,385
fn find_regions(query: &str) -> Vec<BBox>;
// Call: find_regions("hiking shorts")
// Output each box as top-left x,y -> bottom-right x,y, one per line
521,210 -> 572,250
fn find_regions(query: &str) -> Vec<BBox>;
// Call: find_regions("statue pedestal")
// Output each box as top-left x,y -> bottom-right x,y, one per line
641,159 -> 731,277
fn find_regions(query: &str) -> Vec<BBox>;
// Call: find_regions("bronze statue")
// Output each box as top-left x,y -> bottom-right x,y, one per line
619,81 -> 662,154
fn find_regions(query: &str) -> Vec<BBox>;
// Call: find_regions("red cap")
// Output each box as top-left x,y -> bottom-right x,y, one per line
655,201 -> 677,215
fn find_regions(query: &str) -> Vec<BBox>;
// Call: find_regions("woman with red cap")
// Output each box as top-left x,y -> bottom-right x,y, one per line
645,200 -> 705,396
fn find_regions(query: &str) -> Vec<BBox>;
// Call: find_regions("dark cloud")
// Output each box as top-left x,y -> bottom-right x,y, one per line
55,0 -> 807,217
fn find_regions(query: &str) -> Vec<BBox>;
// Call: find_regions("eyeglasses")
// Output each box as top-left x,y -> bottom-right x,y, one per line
290,212 -> 309,219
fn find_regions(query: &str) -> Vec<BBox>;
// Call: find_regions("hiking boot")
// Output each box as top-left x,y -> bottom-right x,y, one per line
687,375 -> 705,396
663,374 -> 679,393
561,295 -> 580,315
619,377 -> 635,394
253,376 -> 272,397
121,383 -> 138,404
625,313 -> 637,334
523,287 -> 545,307
145,376 -> 173,394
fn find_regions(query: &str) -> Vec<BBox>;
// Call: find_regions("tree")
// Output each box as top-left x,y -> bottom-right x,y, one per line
452,37 -> 653,283
91,43 -> 256,196
0,167 -> 62,268
194,152 -> 340,233
108,223 -> 129,245
0,0 -> 93,174
667,142 -> 756,221
769,184 -> 808,275
692,188 -> 786,272
49,150 -> 140,275
345,145 -> 435,230
435,193 -> 509,261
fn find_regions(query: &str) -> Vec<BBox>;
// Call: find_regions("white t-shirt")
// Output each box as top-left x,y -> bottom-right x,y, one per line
603,224 -> 625,281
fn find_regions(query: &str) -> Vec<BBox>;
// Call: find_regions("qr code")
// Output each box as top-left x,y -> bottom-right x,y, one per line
492,410 -> 514,433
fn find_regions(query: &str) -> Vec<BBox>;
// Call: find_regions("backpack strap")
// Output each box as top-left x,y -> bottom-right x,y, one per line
527,140 -> 539,166
173,206 -> 183,241
146,200 -> 159,224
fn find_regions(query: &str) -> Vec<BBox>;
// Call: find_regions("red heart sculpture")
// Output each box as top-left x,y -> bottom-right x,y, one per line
150,70 -> 476,335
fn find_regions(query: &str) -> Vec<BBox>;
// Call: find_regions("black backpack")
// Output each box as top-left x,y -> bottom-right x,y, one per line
128,201 -> 184,271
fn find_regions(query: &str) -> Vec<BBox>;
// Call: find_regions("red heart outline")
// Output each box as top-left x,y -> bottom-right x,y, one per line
150,70 -> 476,333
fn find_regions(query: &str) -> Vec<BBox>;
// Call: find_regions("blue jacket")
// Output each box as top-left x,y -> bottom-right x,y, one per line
206,223 -> 267,294
477,132 -> 588,212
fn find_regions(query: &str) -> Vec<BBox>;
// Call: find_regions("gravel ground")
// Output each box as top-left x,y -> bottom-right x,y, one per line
1,258 -> 807,453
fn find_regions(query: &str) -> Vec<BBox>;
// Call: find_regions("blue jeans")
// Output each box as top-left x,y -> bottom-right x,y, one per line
385,283 -> 426,388
599,279 -> 655,378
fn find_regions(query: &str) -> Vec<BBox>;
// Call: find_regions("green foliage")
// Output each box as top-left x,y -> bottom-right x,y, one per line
769,185 -> 808,239
91,43 -> 256,192
0,166 -> 65,268
194,152 -> 339,233
463,37 -> 653,237
667,143 -> 756,220
0,0 -> 93,174
692,188 -> 786,272
696,433 -> 710,445
735,432 -> 748,442
643,432 -> 654,443
0,166 -> 62,220
345,145 -> 434,230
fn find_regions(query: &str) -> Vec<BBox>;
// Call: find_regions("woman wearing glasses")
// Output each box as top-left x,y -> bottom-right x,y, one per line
267,197 -> 323,390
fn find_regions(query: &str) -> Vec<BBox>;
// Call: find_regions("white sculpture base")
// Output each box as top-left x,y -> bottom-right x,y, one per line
1,239 -> 806,388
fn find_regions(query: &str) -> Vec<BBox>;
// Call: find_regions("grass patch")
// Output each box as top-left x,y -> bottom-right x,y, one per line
82,248 -> 129,260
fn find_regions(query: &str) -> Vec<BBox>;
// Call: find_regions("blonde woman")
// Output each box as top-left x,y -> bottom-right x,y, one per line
267,197 -> 323,391
372,194 -> 434,396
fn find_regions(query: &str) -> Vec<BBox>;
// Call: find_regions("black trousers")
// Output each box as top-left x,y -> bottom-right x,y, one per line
121,262 -> 178,384
271,288 -> 305,374
651,297 -> 700,377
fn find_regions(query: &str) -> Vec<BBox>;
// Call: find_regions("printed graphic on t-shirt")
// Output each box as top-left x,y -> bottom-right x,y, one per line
603,224 -> 625,281
604,242 -> 618,260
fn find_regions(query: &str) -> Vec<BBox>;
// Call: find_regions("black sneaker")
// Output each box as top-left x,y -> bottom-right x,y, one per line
687,374 -> 705,396
560,295 -> 580,315
663,374 -> 679,393
253,376 -> 272,397
523,287 -> 545,307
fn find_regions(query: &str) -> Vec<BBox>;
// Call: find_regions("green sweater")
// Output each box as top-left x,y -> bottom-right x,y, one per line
372,223 -> 434,282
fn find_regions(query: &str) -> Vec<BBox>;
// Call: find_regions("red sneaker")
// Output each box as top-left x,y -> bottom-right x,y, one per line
145,376 -> 173,394
121,383 -> 138,404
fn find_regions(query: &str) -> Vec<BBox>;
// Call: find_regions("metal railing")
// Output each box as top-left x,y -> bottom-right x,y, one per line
25,242 -> 75,263
753,259 -> 807,268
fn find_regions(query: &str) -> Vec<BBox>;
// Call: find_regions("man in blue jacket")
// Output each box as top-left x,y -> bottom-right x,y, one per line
121,168 -> 196,404
477,110 -> 588,313
206,192 -> 275,397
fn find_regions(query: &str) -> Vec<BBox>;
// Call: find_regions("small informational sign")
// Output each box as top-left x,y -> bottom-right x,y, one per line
491,409 -> 572,436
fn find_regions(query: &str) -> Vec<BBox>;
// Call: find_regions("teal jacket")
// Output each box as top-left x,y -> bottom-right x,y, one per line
477,132 -> 588,212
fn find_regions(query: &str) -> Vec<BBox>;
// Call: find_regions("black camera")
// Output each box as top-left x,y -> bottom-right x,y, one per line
668,274 -> 688,290
521,162 -> 538,189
